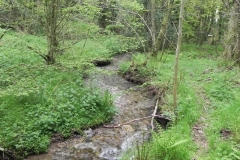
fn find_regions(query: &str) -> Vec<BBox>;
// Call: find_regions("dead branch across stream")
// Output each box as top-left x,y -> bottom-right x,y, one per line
103,114 -> 171,128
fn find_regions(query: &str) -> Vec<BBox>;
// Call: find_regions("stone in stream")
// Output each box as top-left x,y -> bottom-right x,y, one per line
121,125 -> 134,132
73,143 -> 99,159
121,131 -> 150,152
99,147 -> 119,160
84,128 -> 94,142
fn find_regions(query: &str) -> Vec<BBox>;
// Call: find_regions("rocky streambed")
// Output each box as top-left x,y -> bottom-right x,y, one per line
26,53 -> 155,160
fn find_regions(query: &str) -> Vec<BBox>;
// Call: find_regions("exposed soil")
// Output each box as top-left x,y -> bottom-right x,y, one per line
123,70 -> 148,85
220,129 -> 232,139
192,121 -> 208,150
192,90 -> 210,159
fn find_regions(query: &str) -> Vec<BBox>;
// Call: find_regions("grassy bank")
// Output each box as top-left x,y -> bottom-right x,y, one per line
120,44 -> 240,159
0,24 -> 135,159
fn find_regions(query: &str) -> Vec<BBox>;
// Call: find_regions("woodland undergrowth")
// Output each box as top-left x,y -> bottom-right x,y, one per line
0,23 -> 135,159
120,44 -> 240,160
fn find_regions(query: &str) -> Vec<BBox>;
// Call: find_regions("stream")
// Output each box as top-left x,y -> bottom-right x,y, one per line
26,53 -> 155,160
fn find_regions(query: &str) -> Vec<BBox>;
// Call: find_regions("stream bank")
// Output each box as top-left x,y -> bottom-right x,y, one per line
26,53 -> 156,160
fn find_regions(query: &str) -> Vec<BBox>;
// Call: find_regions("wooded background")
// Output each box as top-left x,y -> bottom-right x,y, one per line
0,0 -> 239,65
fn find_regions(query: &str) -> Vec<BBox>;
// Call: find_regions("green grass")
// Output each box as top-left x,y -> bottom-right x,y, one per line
120,43 -> 240,159
0,24 -> 132,158
1,26 -> 239,160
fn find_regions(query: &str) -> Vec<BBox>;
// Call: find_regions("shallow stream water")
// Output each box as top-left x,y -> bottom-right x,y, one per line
26,53 -> 155,160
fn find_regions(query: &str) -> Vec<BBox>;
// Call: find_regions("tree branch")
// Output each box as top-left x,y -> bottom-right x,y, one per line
122,18 -> 146,52
103,114 -> 171,128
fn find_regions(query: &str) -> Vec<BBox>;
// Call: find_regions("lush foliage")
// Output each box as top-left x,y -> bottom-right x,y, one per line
0,25 -> 126,158
120,44 -> 240,159
1,0 -> 240,159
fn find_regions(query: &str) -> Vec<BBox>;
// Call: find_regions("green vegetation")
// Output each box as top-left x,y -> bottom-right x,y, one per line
0,24 -> 135,158
1,0 -> 240,159
120,44 -> 240,159
2,24 -> 239,159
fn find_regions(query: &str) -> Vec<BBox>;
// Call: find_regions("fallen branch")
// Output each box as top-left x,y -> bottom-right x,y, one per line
0,149 -> 17,160
103,114 -> 170,128
151,98 -> 159,130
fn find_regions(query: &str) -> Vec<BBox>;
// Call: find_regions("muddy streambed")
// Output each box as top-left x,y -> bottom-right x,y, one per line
26,54 -> 155,160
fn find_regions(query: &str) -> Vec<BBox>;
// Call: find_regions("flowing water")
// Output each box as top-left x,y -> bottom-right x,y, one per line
26,53 -> 155,160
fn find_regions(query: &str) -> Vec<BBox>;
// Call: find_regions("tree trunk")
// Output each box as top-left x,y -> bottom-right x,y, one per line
44,0 -> 59,65
223,0 -> 238,60
152,0 -> 173,56
142,0 -> 152,51
173,0 -> 184,116
196,5 -> 205,45
151,0 -> 156,52
237,0 -> 240,66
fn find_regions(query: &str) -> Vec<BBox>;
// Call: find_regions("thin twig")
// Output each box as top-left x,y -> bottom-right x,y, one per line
122,18 -> 146,52
80,27 -> 91,55
51,79 -> 63,94
103,7 -> 153,39
103,114 -> 170,128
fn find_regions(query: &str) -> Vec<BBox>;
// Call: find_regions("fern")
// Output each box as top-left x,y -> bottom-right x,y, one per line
169,139 -> 190,148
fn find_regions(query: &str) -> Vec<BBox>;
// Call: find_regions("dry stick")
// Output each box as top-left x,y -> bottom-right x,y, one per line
151,98 -> 159,130
103,114 -> 170,128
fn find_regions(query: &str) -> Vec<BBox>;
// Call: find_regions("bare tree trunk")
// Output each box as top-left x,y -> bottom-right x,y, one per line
196,3 -> 205,45
237,0 -> 240,66
173,0 -> 184,116
223,0 -> 238,60
44,0 -> 59,65
151,0 -> 156,52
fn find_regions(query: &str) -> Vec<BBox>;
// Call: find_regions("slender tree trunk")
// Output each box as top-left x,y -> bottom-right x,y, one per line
218,10 -> 224,41
237,0 -> 240,66
173,0 -> 184,116
196,6 -> 204,45
44,0 -> 59,65
198,13 -> 214,46
143,0 -> 152,51
151,0 -> 156,52
152,0 -> 173,56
